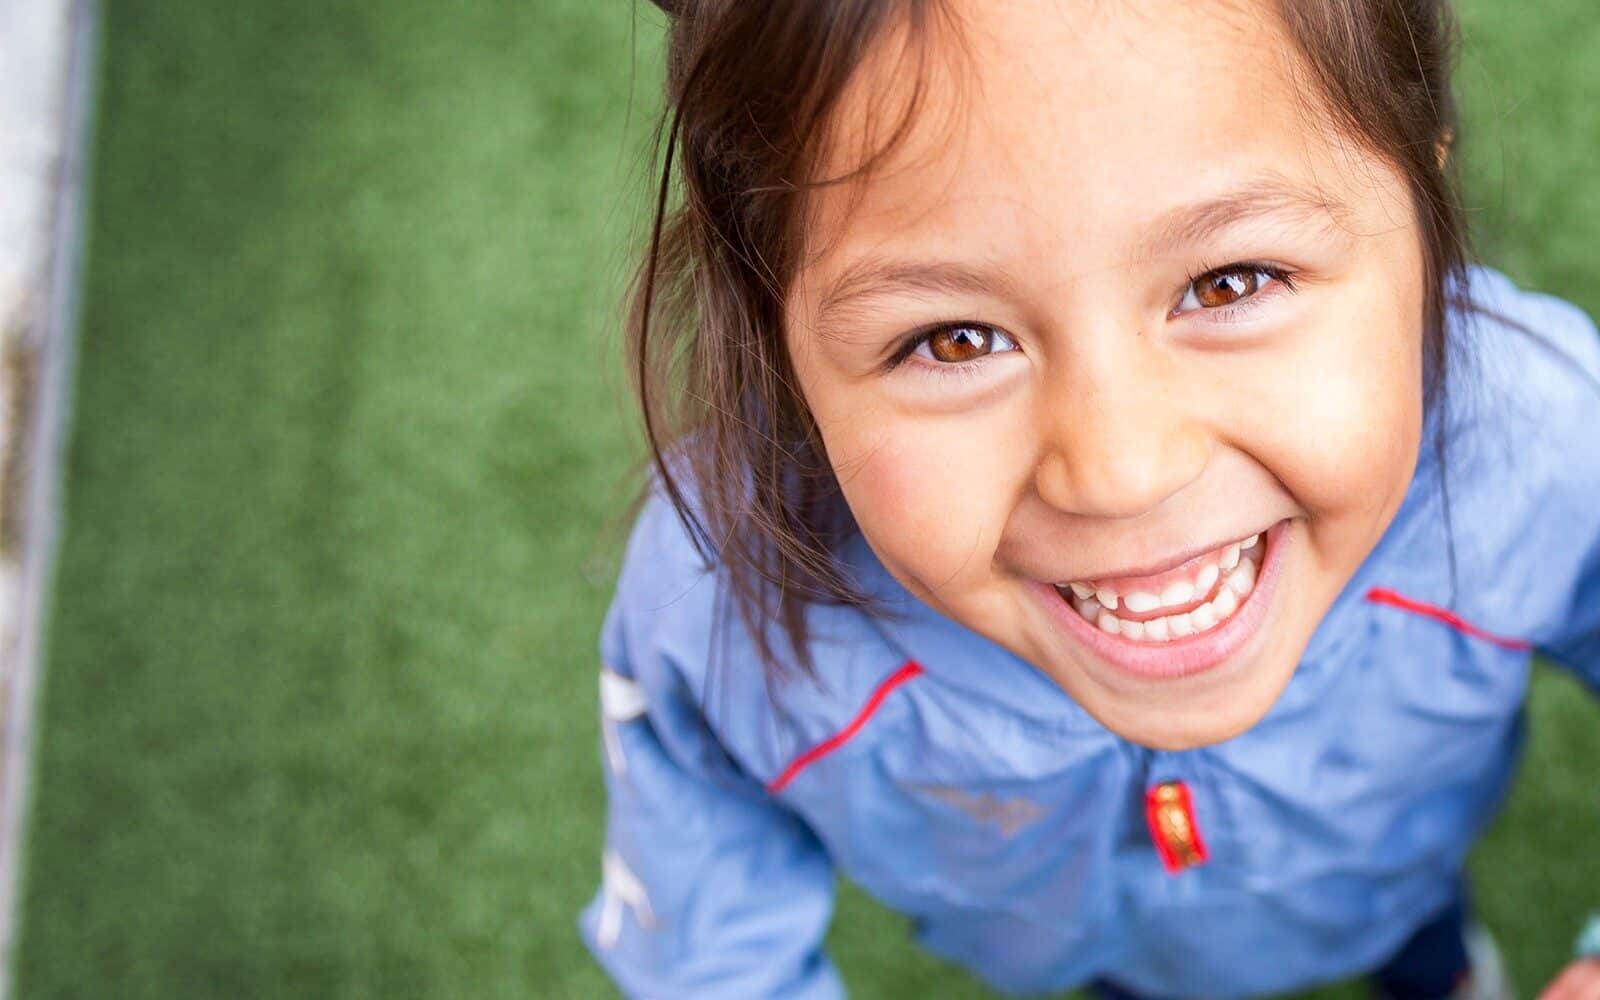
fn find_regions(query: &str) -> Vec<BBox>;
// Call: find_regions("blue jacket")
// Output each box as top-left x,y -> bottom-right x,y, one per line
579,267 -> 1600,999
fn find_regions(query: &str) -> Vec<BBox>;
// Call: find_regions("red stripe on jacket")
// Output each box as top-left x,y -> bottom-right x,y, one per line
765,661 -> 924,794
1365,587 -> 1532,651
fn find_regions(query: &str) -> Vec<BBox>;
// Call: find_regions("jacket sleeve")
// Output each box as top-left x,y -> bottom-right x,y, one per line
1516,280 -> 1600,693
578,566 -> 842,997
1541,535 -> 1600,693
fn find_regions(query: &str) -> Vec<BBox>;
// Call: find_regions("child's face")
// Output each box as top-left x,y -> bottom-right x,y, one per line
786,0 -> 1426,749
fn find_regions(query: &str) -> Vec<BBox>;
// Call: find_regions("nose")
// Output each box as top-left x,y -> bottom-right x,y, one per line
1032,344 -> 1211,521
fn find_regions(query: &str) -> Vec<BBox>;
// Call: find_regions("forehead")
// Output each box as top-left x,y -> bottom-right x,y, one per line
801,0 -> 1379,283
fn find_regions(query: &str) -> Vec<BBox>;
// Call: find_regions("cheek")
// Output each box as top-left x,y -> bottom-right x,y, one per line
1249,282 -> 1424,523
812,396 -> 1027,591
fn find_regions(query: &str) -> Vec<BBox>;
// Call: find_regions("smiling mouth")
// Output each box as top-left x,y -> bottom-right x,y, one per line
1052,532 -> 1265,642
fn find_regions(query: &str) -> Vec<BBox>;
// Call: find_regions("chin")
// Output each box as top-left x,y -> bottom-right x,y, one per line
1101,666 -> 1294,750
1038,633 -> 1300,749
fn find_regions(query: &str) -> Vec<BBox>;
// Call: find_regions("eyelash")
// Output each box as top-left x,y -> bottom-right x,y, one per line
1174,261 -> 1298,321
884,324 -> 1014,375
885,260 -> 1299,374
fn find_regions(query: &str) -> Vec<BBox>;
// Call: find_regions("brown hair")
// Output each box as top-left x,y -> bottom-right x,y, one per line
629,0 -> 1468,680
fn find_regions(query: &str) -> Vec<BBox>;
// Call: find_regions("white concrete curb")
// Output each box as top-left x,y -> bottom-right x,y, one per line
0,1 -> 98,995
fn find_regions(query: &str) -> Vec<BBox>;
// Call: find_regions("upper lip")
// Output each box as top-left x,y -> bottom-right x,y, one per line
1049,526 -> 1271,585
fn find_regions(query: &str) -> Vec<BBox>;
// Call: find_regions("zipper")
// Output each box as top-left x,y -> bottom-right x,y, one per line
1140,749 -> 1210,875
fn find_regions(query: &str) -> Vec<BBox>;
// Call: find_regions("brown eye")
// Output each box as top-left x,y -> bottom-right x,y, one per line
1173,264 -> 1293,318
919,324 -> 1015,363
1193,268 -> 1261,308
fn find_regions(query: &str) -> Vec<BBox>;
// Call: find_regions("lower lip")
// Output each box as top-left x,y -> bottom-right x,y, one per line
1029,521 -> 1291,681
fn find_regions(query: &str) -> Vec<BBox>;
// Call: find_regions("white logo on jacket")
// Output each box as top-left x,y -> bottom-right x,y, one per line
595,849 -> 656,949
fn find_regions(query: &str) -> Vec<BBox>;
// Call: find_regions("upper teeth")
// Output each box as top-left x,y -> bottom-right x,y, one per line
1123,590 -> 1162,614
1057,532 -> 1265,643
1156,580 -> 1194,608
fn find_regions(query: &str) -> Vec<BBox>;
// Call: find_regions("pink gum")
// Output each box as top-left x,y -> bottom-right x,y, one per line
1086,540 -> 1236,598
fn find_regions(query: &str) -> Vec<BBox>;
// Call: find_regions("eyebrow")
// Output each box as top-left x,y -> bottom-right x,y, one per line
1136,173 -> 1351,260
808,173 -> 1350,337
810,258 -> 1021,341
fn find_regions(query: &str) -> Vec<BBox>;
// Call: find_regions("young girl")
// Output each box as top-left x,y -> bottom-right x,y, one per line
582,1 -> 1600,996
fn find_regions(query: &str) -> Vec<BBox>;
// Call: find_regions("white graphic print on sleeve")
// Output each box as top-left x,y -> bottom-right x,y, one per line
598,668 -> 649,776
596,848 -> 657,949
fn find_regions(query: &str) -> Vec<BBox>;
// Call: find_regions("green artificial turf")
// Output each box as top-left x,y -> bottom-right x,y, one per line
13,2 -> 1600,998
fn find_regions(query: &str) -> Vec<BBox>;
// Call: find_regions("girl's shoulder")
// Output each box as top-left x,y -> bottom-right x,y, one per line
601,488 -> 781,778
603,484 -> 911,771
1455,265 -> 1600,434
602,486 -> 724,695
1441,266 -> 1600,490
1421,266 -> 1600,650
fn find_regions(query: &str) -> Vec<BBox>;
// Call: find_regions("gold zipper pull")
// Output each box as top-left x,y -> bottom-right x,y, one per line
1145,780 -> 1209,874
